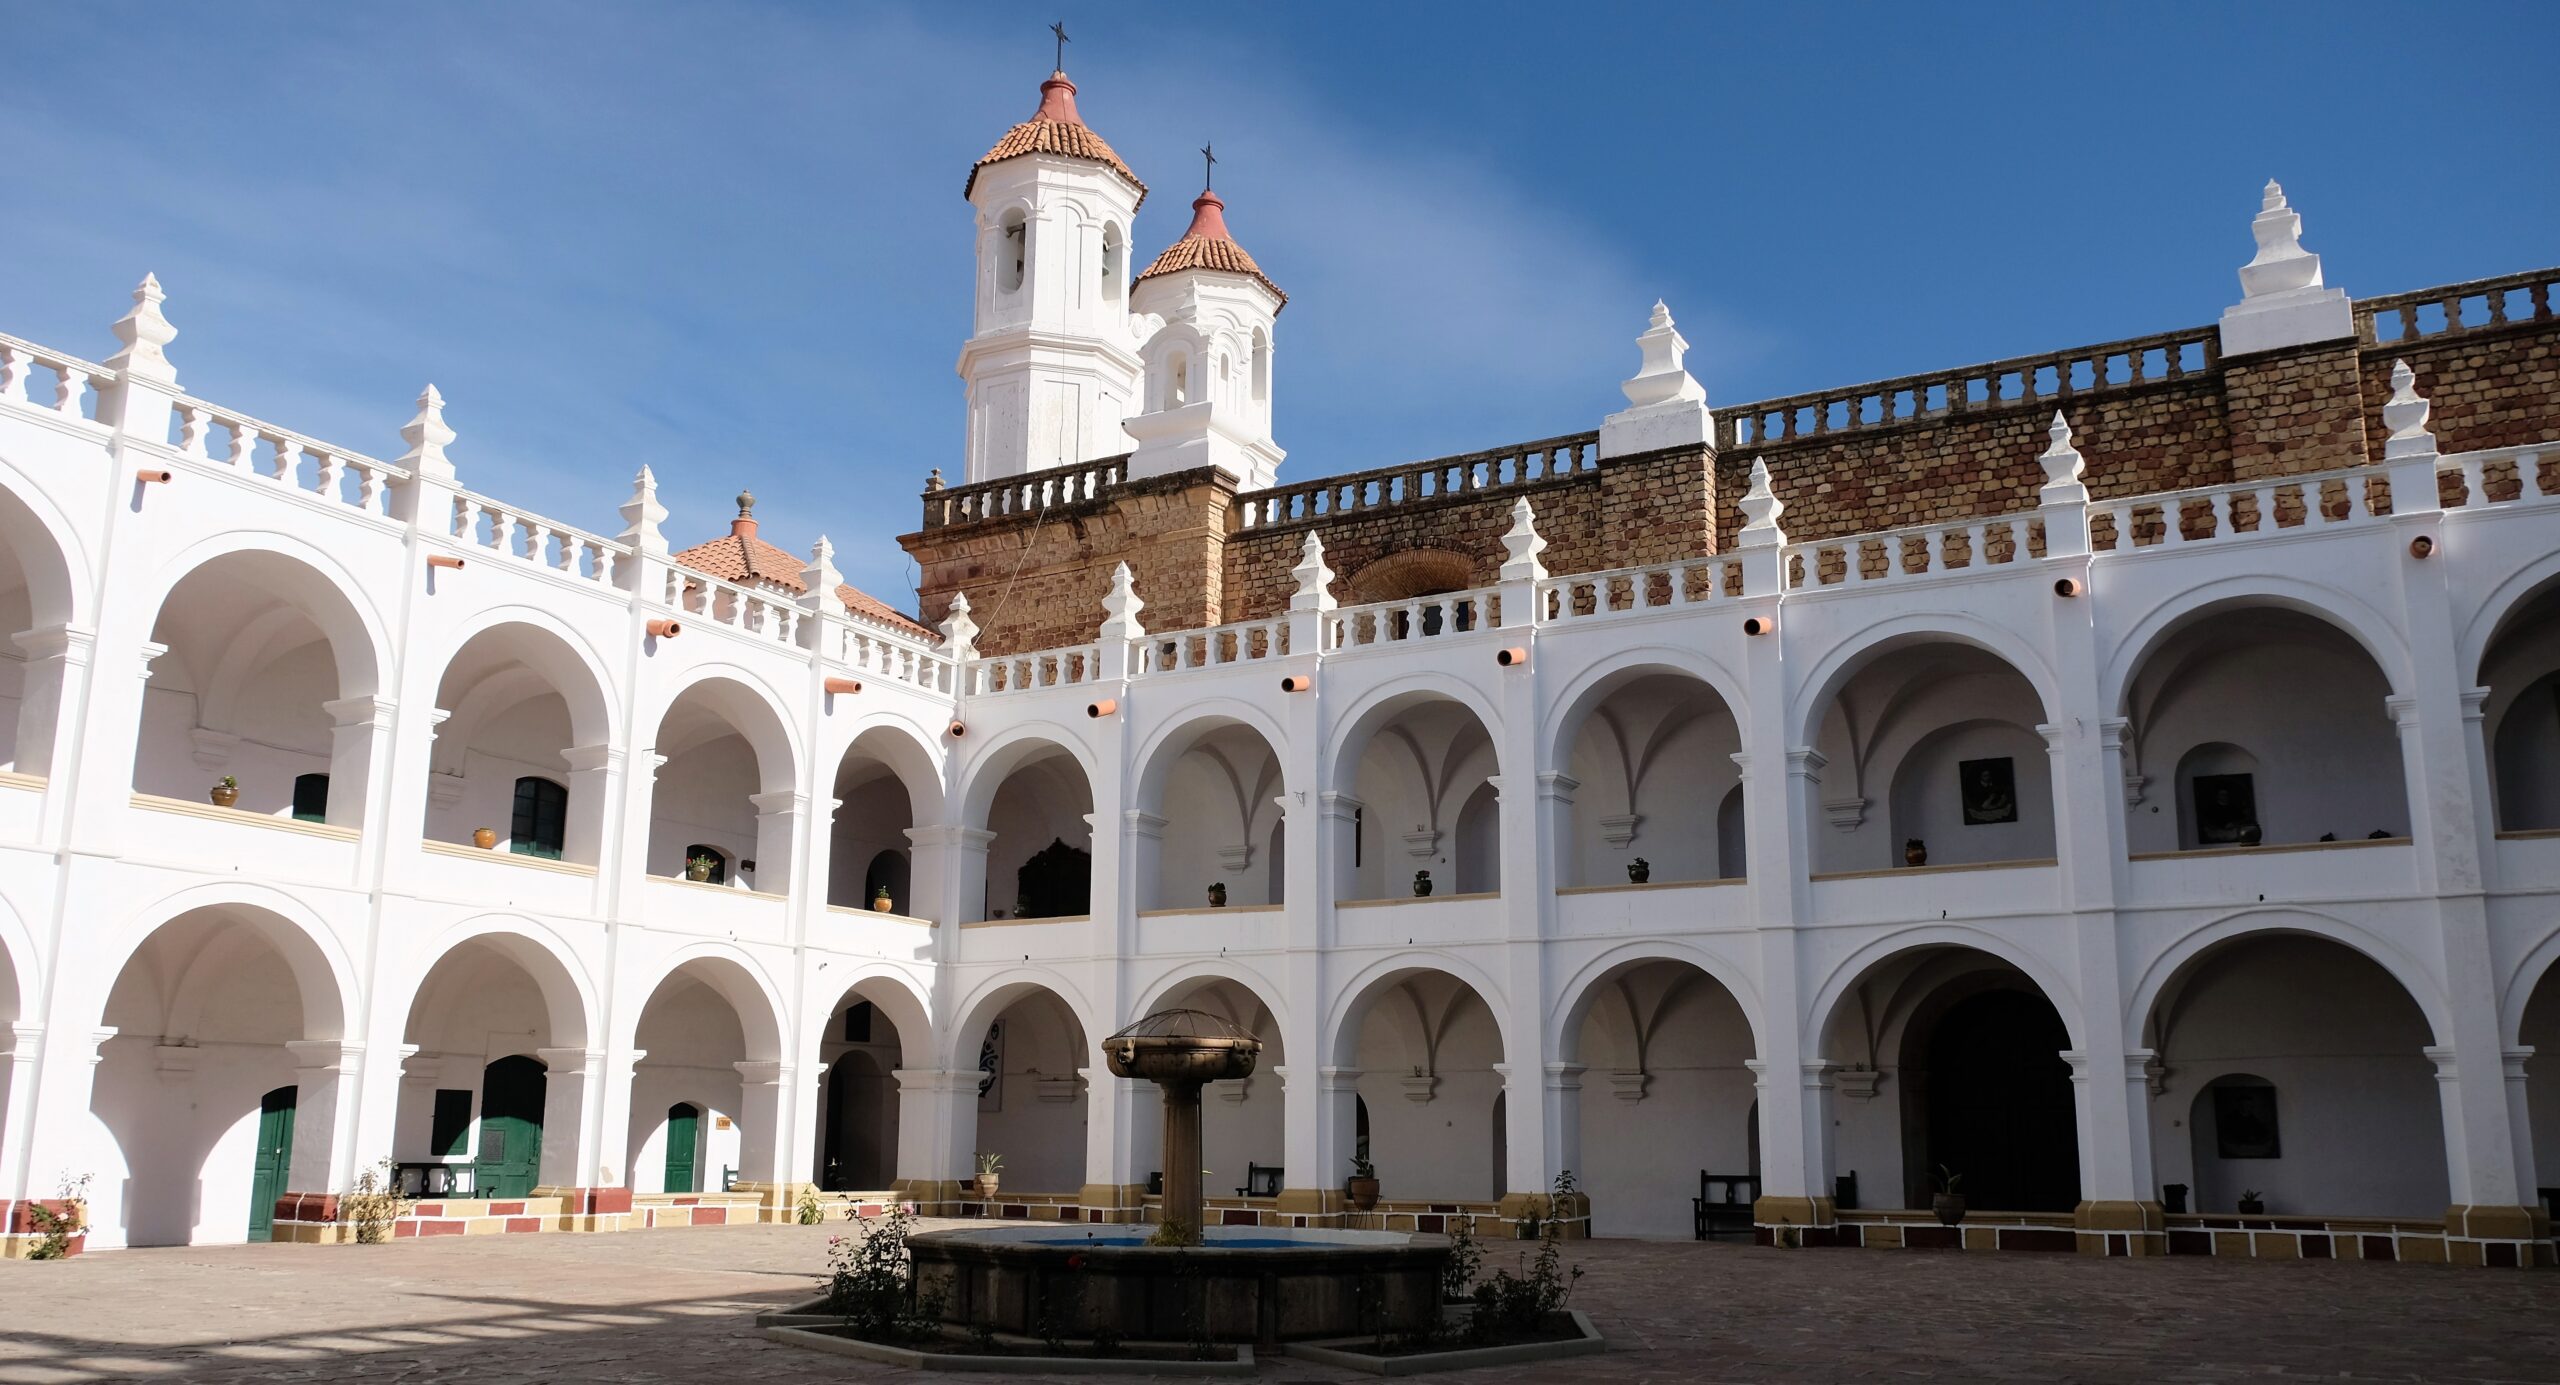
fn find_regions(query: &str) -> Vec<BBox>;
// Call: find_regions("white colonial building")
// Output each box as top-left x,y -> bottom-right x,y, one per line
3,66 -> 2559,1269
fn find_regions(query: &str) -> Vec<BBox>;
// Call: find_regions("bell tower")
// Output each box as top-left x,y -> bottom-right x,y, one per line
958,62 -> 1149,482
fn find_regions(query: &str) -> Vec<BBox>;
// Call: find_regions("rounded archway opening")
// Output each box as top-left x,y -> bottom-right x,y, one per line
957,983 -> 1090,1197
2483,579 -> 2560,833
397,934 -> 590,1199
0,480 -> 80,776
2121,605 -> 2405,852
427,622 -> 612,863
1821,944 -> 2079,1213
1336,693 -> 1499,903
135,550 -> 381,827
814,978 -> 923,1194
1562,957 -> 1758,1237
1130,977 -> 1286,1207
966,739 -> 1094,921
646,677 -> 798,893
1807,640 -> 2052,873
1559,671 -> 1746,887
1330,967 -> 1505,1204
2148,933 -> 2445,1217
828,726 -> 936,913
89,904 -> 349,1247
1134,718 -> 1285,912
625,958 -> 782,1196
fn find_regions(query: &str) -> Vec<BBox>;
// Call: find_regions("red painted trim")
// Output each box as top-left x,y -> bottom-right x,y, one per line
489,1201 -> 525,1217
505,1217 -> 541,1234
418,1220 -> 465,1236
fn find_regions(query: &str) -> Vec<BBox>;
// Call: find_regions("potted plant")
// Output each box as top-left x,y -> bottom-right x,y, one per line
1931,1165 -> 1965,1225
1628,857 -> 1651,884
870,884 -> 894,913
1904,838 -> 1928,867
2236,1188 -> 2265,1216
1207,880 -> 1227,907
974,1152 -> 1002,1200
472,827 -> 497,849
1345,1153 -> 1380,1211
684,850 -> 718,883
1412,869 -> 1434,898
209,775 -> 239,808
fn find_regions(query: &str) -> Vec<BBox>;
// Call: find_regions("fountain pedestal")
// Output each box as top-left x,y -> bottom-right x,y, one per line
1102,1009 -> 1260,1240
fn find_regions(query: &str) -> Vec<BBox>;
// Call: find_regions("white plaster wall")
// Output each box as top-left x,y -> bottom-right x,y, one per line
423,695 -> 572,850
2146,937 -> 2447,1215
1813,654 -> 2049,874
827,764 -> 914,910
1564,680 -> 1742,887
1150,731 -> 1282,910
627,977 -> 746,1193
1887,721 -> 2055,867
983,759 -> 1092,918
1348,707 -> 1496,901
395,944 -> 555,1164
1351,973 -> 1503,1201
648,734 -> 760,881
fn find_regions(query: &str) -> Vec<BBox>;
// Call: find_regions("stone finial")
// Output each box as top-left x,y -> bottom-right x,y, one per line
801,535 -> 843,610
940,590 -> 981,659
2239,180 -> 2323,300
1736,457 -> 1787,548
1499,497 -> 1548,584
105,272 -> 179,383
2381,359 -> 2437,461
926,468 -> 946,493
1289,532 -> 1337,612
619,464 -> 669,556
1601,300 -> 1712,459
398,384 -> 457,481
1099,561 -> 1148,643
736,488 -> 756,517
2219,179 -> 2351,356
2037,411 -> 2089,505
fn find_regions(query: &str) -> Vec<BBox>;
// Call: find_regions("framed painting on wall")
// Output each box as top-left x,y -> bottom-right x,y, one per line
1960,757 -> 2018,825
2213,1083 -> 2281,1159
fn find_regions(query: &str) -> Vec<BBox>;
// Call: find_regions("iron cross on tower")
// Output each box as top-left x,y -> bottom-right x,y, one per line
1050,21 -> 1069,69
1201,143 -> 1215,190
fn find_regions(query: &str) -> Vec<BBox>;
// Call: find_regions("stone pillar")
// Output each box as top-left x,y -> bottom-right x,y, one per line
320,694 -> 398,834
732,1059 -> 790,1197
908,825 -> 994,925
11,1026 -> 112,1216
559,744 -> 624,878
747,789 -> 805,896
589,1048 -> 644,1193
282,1040 -> 366,1200
1747,1058 -> 1837,1243
1157,1078 -> 1205,1235
893,1068 -> 977,1210
1080,1068 -> 1145,1222
1124,810 -> 1167,914
2065,1050 -> 2165,1256
2429,1044 -> 2552,1265
0,1024 -> 41,1201
533,1045 -> 609,1192
9,625 -> 93,783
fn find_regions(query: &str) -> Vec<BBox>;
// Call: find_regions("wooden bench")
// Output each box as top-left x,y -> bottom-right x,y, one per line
1693,1171 -> 1760,1240
1235,1162 -> 1283,1197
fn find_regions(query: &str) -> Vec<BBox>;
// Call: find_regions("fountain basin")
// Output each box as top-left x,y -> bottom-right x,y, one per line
909,1225 -> 1448,1345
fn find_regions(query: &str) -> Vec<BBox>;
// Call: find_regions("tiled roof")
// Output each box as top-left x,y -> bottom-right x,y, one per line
672,516 -> 936,640
966,72 -> 1146,208
1136,190 -> 1285,307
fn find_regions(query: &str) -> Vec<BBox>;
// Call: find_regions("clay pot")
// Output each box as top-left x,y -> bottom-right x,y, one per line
473,827 -> 498,850
871,890 -> 894,913
1932,1193 -> 1966,1226
2236,1197 -> 2265,1216
976,1174 -> 1000,1200
1904,840 -> 1928,868
1207,882 -> 1227,907
209,785 -> 239,809
1346,1176 -> 1380,1211
1412,871 -> 1434,898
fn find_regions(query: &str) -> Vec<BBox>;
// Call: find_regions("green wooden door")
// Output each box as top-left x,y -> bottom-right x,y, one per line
247,1085 -> 297,1241
662,1103 -> 701,1194
474,1055 -> 546,1199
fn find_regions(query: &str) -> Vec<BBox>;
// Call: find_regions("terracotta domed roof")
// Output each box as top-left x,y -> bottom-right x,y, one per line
1136,189 -> 1285,307
966,71 -> 1146,208
672,497 -> 936,640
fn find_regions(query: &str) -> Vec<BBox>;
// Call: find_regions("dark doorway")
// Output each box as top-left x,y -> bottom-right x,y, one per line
1915,989 -> 2079,1211
1015,838 -> 1092,918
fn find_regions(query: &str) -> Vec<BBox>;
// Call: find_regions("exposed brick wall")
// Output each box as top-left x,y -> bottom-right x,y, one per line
902,277 -> 2560,658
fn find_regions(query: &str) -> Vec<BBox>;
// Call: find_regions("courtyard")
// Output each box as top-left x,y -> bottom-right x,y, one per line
4,1221 -> 2559,1383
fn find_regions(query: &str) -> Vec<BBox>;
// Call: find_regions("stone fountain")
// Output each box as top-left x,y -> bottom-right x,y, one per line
1101,1008 -> 1260,1242
903,1008 -> 1449,1346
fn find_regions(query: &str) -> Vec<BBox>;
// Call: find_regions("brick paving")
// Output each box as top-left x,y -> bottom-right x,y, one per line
6,1221 -> 2560,1383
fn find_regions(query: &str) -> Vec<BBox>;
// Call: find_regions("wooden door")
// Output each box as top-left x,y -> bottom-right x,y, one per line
247,1085 -> 297,1241
474,1056 -> 547,1199
662,1103 -> 700,1194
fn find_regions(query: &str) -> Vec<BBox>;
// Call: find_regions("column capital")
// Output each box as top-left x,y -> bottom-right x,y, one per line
136,639 -> 169,681
1783,747 -> 1827,782
83,1026 -> 119,1065
1317,1065 -> 1363,1093
894,1067 -> 980,1094
1124,809 -> 1169,840
748,788 -> 808,817
2425,1044 -> 2459,1080
322,694 -> 397,730
561,743 -> 623,774
284,1039 -> 365,1075
1535,770 -> 1580,804
2385,693 -> 2422,732
536,1045 -> 607,1078
12,623 -> 94,666
906,824 -> 996,851
2460,686 -> 2491,721
1318,790 -> 1365,822
734,1059 -> 787,1087
4,1021 -> 41,1057
1542,1061 -> 1587,1091
1799,1060 -> 1840,1091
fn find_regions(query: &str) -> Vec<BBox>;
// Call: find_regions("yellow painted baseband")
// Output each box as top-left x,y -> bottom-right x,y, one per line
1078,1183 -> 1151,1222
1274,1187 -> 1348,1218
1752,1195 -> 1839,1243
1496,1189 -> 1593,1238
2074,1200 -> 2168,1256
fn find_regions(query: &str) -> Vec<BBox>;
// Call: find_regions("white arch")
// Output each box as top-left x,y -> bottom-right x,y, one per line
0,448 -> 96,629
131,529 -> 393,701
2124,907 -> 2452,1050
1321,671 -> 1507,790
2498,916 -> 2560,1047
1788,612 -> 2062,750
392,912 -> 601,1051
1323,949 -> 1512,1069
946,967 -> 1099,1071
430,605 -> 622,751
615,941 -> 790,1062
829,715 -> 949,825
2100,575 -> 2413,716
1539,644 -> 1751,777
1801,924 -> 2085,1054
2462,553 -> 2560,684
813,964 -> 935,1057
1130,699 -> 1292,812
0,886 -> 40,1019
642,665 -> 804,796
91,881 -> 362,1041
1547,938 -> 1766,1062
955,719 -> 1101,828
1132,957 -> 1293,1040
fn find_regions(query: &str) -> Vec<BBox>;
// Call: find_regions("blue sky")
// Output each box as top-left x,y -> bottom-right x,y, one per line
5,3 -> 2553,607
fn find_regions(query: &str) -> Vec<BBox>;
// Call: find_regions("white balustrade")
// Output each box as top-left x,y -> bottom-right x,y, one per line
1538,557 -> 1740,623
1787,514 -> 2037,589
1324,588 -> 1497,650
167,393 -> 408,519
1147,618 -> 1289,673
447,488 -> 626,585
2439,446 -> 2554,509
0,335 -> 112,425
2088,465 -> 2390,554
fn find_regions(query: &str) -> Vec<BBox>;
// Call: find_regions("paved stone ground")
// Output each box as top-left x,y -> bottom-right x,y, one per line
6,1220 -> 2560,1383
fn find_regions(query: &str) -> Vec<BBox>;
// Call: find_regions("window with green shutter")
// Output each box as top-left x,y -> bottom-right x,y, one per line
511,777 -> 567,860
